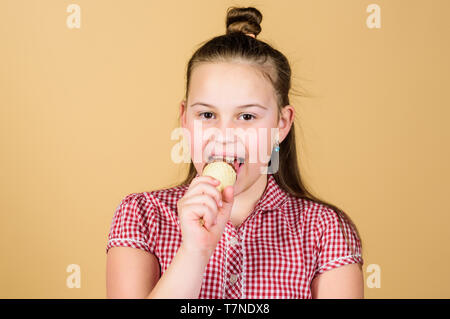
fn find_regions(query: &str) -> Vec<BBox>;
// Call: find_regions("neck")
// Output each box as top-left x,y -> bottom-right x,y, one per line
231,173 -> 268,221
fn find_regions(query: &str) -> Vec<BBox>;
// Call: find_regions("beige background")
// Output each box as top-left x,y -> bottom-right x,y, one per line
0,0 -> 449,298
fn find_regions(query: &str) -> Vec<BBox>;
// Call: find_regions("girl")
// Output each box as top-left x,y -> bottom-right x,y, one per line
106,6 -> 364,299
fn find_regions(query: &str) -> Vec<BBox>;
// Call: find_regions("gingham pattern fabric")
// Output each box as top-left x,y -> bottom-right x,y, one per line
106,174 -> 364,299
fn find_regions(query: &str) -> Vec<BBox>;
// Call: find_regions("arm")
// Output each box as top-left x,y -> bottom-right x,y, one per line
106,176 -> 231,298
146,244 -> 211,299
310,263 -> 364,299
145,177 -> 233,298
106,247 -> 160,298
106,244 -> 211,299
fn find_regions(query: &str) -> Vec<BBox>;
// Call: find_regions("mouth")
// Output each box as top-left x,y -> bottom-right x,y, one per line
206,154 -> 245,176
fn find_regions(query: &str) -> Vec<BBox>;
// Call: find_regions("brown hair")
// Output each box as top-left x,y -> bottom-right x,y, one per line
177,6 -> 362,254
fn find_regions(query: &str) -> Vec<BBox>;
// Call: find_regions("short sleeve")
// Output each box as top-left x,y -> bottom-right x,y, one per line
106,193 -> 158,255
313,207 -> 364,277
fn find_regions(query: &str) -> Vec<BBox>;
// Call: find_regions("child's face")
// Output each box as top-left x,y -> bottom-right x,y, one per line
181,62 -> 288,194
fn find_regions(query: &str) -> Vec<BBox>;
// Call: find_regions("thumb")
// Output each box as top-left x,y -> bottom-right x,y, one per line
222,185 -> 234,205
216,185 -> 234,224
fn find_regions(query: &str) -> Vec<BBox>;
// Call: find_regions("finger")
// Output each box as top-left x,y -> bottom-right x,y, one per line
182,194 -> 219,217
189,176 -> 220,189
184,203 -> 216,230
221,185 -> 234,205
215,186 -> 234,227
184,182 -> 222,207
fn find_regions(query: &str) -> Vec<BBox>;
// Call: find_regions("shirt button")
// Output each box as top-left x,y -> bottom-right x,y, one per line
229,236 -> 238,246
229,274 -> 238,285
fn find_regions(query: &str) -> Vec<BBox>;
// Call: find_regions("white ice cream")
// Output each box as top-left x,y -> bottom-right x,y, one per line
202,161 -> 237,192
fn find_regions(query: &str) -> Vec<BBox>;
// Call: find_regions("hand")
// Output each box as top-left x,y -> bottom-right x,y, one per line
177,175 -> 234,257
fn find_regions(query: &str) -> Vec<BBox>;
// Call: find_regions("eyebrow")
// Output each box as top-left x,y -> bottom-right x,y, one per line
189,102 -> 268,110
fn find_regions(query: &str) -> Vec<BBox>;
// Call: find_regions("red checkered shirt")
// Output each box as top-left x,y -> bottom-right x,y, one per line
106,174 -> 364,298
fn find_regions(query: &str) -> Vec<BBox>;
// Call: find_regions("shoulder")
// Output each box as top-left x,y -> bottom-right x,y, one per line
282,194 -> 364,275
282,196 -> 359,239
107,183 -> 188,255
282,195 -> 330,228
144,183 -> 189,211
114,183 -> 188,220
309,201 -> 363,259
314,203 -> 358,239
277,195 -> 333,240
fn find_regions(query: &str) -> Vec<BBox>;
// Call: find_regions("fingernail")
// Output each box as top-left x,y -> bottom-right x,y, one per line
218,200 -> 223,207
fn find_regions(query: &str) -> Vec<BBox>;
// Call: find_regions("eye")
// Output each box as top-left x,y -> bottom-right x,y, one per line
239,113 -> 256,121
198,112 -> 256,121
198,112 -> 215,120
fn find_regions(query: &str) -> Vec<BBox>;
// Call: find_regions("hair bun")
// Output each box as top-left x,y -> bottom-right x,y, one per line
226,6 -> 262,38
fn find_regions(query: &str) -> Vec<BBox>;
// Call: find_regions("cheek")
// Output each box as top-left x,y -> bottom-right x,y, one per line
184,125 -> 195,155
244,127 -> 274,165
185,123 -> 209,165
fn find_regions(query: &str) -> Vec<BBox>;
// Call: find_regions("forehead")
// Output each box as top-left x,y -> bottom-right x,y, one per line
188,62 -> 277,108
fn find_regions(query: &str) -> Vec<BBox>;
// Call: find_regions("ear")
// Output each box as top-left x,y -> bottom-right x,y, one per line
277,105 -> 295,143
180,99 -> 187,129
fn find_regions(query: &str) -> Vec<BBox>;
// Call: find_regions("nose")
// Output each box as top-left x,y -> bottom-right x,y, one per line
211,118 -> 237,144
204,119 -> 242,157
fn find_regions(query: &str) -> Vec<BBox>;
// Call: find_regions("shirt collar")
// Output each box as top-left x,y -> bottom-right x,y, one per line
254,174 -> 289,212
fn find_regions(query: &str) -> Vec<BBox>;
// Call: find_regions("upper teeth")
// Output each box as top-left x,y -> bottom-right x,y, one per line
208,155 -> 244,164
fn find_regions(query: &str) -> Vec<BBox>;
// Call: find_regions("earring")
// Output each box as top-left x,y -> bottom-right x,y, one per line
274,139 -> 280,152
267,139 -> 280,174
